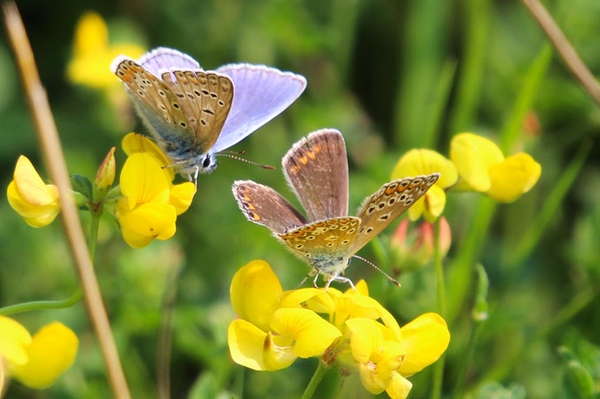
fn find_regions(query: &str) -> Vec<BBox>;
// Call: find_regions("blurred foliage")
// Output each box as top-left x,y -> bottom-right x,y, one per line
1,0 -> 600,398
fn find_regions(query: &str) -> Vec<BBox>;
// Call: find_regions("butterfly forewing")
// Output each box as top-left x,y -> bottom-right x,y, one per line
283,129 -> 349,222
162,70 -> 234,155
350,173 -> 440,253
213,64 -> 307,152
233,180 -> 307,234
113,58 -> 193,144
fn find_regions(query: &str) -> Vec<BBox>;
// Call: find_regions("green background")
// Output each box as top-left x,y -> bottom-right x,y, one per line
1,0 -> 599,398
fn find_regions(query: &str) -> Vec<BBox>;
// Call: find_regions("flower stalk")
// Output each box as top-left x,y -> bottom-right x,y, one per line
2,3 -> 130,398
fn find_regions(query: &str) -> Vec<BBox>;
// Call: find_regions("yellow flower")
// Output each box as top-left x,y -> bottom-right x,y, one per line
67,12 -> 145,90
0,316 -> 78,389
346,313 -> 450,399
284,283 -> 448,398
450,133 -> 541,202
228,261 -> 450,399
391,149 -> 458,222
7,155 -> 60,227
228,260 -> 342,371
116,133 -> 196,248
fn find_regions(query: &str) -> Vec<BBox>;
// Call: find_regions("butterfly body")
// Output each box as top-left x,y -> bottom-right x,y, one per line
233,129 -> 440,288
112,47 -> 307,181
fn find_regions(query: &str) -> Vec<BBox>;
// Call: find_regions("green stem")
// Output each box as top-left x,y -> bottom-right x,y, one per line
452,319 -> 484,399
453,264 -> 489,398
88,204 -> 103,260
434,220 -> 446,317
447,197 -> 496,322
301,359 -> 331,399
0,287 -> 82,316
430,220 -> 446,399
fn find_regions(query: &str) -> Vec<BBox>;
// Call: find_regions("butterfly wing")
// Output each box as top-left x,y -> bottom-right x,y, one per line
233,180 -> 307,234
112,57 -> 195,149
279,217 -> 360,277
350,173 -> 440,253
161,70 -> 234,155
282,129 -> 349,222
212,64 -> 307,152
138,47 -> 201,76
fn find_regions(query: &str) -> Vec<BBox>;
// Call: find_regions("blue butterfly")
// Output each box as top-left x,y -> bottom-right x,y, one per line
112,47 -> 307,181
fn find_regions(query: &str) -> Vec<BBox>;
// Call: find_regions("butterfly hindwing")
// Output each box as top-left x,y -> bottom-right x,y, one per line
162,70 -> 234,154
283,129 -> 349,221
279,217 -> 360,276
233,180 -> 307,235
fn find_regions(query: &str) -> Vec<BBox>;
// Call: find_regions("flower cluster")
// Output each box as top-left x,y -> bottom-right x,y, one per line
389,132 -> 541,269
0,316 -> 78,391
392,132 -> 541,222
6,134 -> 195,249
116,133 -> 196,248
228,261 -> 450,398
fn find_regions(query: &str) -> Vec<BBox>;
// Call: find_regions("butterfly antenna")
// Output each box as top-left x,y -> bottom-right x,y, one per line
217,151 -> 276,170
352,255 -> 401,287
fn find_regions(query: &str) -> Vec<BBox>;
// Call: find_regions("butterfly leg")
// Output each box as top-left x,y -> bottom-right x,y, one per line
312,272 -> 320,288
324,275 -> 356,291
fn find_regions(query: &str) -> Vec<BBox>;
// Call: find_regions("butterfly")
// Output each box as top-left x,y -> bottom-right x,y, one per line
232,128 -> 440,288
111,47 -> 307,181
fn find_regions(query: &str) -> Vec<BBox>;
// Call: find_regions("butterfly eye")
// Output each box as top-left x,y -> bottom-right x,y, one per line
202,156 -> 212,169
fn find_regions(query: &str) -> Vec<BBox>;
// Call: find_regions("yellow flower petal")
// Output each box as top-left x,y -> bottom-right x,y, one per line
11,322 -> 78,389
407,184 -> 446,222
338,295 -> 401,337
228,320 -> 296,371
346,318 -> 386,364
280,288 -> 336,315
270,308 -> 341,358
487,153 -> 542,203
122,133 -> 173,179
12,156 -> 56,205
392,149 -> 458,188
392,149 -> 457,188
117,201 -> 177,248
398,313 -> 450,376
391,149 -> 456,221
262,333 -> 298,371
347,319 -> 405,394
230,260 -> 283,332
386,373 -> 413,399
7,156 -> 60,227
353,280 -> 369,296
120,153 -> 170,208
67,13 -> 145,89
169,182 -> 196,215
72,12 -> 107,57
228,319 -> 267,370
0,316 -> 32,366
450,133 -> 504,192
